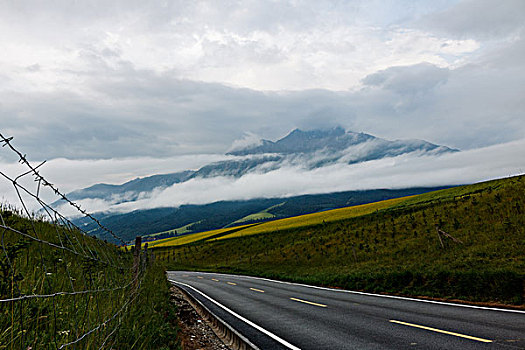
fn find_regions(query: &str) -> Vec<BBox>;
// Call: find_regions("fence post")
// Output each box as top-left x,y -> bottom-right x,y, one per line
133,236 -> 142,287
435,225 -> 444,249
144,242 -> 149,266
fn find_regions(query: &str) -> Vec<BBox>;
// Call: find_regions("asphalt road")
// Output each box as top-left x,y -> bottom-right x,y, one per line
167,271 -> 525,349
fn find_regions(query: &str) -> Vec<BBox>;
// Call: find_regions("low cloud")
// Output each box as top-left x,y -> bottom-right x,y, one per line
57,139 -> 525,215
362,63 -> 449,95
0,153 -> 231,215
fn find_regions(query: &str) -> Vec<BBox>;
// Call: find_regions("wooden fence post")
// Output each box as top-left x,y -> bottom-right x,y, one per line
133,236 -> 142,288
435,225 -> 444,249
144,242 -> 149,266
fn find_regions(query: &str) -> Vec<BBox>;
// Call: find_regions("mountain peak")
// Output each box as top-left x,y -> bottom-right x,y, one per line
228,127 -> 374,156
285,126 -> 346,139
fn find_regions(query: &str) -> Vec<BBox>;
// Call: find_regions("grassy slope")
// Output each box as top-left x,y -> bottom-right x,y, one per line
151,196 -> 411,247
228,211 -> 275,225
148,223 -> 255,248
144,220 -> 203,239
227,202 -> 285,226
215,196 -> 411,241
158,175 -> 525,305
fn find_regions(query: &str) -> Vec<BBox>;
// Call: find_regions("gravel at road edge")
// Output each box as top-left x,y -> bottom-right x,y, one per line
171,286 -> 231,350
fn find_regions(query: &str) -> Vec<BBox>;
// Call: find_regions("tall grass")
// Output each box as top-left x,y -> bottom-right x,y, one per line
0,209 -> 179,349
114,264 -> 179,349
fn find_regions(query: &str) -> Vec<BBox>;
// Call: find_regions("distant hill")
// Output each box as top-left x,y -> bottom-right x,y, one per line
66,171 -> 194,203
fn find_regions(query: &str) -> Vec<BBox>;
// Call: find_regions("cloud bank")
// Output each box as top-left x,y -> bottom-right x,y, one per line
0,0 -> 523,164
55,139 -> 525,215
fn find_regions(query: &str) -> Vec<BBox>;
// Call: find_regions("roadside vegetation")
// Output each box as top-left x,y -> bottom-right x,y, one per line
158,175 -> 525,305
115,264 -> 179,349
0,208 -> 179,349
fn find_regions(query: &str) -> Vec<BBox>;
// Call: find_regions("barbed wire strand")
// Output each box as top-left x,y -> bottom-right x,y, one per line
0,133 -> 127,245
58,261 -> 146,349
0,132 -> 147,349
1,196 -> 123,272
0,169 -> 122,267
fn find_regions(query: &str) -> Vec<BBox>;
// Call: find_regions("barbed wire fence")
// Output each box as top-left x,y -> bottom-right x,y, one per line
0,132 -> 148,349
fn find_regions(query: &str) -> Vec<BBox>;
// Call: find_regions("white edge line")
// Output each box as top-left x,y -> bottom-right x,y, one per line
169,271 -> 525,314
168,278 -> 301,350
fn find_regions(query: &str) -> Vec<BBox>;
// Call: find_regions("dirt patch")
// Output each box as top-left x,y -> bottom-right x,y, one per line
171,286 -> 230,350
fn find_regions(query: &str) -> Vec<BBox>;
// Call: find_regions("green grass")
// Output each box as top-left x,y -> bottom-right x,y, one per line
148,223 -> 256,248
114,264 -> 179,349
228,212 -> 275,225
227,202 -> 285,226
0,208 -> 179,349
158,175 -> 525,305
151,196 -> 410,248
144,220 -> 204,239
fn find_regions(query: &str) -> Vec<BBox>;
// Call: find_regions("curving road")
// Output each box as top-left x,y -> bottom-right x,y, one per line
167,271 -> 525,349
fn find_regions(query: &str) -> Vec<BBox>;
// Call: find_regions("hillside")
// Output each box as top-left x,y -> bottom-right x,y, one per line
148,196 -> 411,248
157,175 -> 525,305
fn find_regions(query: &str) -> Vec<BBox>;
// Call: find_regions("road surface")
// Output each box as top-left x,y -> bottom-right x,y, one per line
167,271 -> 525,349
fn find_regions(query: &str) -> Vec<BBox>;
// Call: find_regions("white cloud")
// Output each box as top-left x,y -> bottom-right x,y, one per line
0,153 -> 231,214
36,154 -> 231,192
227,132 -> 263,153
0,1 -> 484,94
362,63 -> 450,94
418,0 -> 525,39
59,139 -> 525,214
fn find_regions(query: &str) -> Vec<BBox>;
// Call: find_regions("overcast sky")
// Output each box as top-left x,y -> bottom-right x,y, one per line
1,0 -> 524,196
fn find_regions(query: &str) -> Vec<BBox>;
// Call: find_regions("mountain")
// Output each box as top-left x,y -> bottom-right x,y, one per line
62,128 -> 457,205
228,127 -> 455,158
58,127 -> 459,243
67,171 -> 194,203
228,127 -> 373,155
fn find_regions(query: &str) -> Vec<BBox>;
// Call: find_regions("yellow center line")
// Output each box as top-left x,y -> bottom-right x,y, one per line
290,297 -> 327,308
389,320 -> 492,343
182,275 -> 189,277
227,282 -> 237,286
211,278 -> 220,282
197,276 -> 203,279
250,288 -> 265,293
